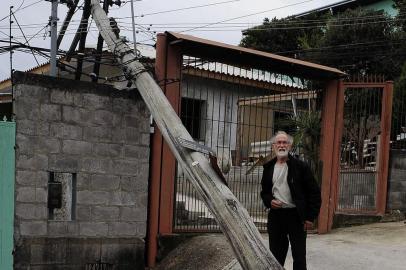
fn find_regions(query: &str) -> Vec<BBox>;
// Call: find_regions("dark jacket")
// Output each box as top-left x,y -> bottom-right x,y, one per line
260,154 -> 321,222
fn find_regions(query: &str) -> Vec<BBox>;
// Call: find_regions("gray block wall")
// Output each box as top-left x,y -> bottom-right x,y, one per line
12,72 -> 150,269
388,150 -> 406,211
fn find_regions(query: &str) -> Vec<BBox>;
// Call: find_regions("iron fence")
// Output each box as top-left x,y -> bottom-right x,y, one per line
338,170 -> 377,211
173,55 -> 322,232
338,86 -> 382,212
391,79 -> 406,150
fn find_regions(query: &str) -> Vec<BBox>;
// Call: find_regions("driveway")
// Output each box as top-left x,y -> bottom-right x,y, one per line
286,221 -> 406,270
152,221 -> 406,270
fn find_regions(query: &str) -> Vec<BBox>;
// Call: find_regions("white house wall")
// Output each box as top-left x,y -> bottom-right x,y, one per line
181,74 -> 269,155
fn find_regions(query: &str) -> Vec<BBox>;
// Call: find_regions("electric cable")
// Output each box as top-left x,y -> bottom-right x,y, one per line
2,10 -> 406,32
132,0 -> 240,18
11,11 -> 42,71
0,0 -> 43,23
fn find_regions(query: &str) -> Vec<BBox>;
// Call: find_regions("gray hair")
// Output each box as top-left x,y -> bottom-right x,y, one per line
270,131 -> 293,144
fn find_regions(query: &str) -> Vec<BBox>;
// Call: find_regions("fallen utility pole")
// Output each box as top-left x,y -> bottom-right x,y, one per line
90,1 -> 282,269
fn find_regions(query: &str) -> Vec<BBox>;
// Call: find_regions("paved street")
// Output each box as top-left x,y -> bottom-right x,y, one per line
153,221 -> 406,270
285,221 -> 406,270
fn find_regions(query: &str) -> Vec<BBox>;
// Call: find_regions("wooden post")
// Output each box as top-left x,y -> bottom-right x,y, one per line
146,33 -> 166,268
376,81 -> 393,215
159,39 -> 181,235
318,79 -> 343,233
328,80 -> 344,230
90,1 -> 283,269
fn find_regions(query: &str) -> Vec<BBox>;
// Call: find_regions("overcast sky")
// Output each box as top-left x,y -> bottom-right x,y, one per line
0,0 -> 340,81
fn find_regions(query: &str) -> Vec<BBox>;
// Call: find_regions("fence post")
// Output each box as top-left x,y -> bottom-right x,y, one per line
376,81 -> 393,215
319,79 -> 344,233
158,37 -> 181,235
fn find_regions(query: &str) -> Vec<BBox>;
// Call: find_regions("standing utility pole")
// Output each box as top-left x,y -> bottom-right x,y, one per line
50,0 -> 58,76
90,1 -> 283,269
9,6 -> 13,80
92,0 -> 110,82
9,6 -> 14,119
130,0 -> 137,56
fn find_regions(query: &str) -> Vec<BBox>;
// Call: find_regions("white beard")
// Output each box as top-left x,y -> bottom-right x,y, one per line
276,149 -> 289,158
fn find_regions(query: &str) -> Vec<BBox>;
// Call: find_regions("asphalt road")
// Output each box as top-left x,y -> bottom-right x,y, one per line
152,221 -> 406,270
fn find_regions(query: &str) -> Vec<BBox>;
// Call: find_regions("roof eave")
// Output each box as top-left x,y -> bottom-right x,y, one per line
166,32 -> 346,81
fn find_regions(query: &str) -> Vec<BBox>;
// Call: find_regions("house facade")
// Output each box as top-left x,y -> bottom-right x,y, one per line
294,0 -> 397,17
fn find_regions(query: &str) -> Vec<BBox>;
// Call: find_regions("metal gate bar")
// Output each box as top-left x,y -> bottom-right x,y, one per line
338,82 -> 386,214
174,55 -> 322,232
391,78 -> 406,149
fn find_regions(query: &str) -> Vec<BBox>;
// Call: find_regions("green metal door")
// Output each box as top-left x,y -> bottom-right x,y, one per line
0,120 -> 15,270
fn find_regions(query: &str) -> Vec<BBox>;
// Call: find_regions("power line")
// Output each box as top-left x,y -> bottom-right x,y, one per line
133,0 -> 240,18
6,0 -> 319,29
274,38 -> 406,55
3,10 -> 406,31
178,0 -> 316,33
0,0 -> 43,23
3,0 -> 406,73
11,9 -> 42,71
8,14 -> 404,41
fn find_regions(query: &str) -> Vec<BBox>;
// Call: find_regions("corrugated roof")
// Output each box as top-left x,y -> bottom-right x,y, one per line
166,32 -> 346,81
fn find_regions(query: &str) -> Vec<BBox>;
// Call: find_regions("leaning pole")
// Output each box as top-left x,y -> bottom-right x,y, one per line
90,1 -> 283,269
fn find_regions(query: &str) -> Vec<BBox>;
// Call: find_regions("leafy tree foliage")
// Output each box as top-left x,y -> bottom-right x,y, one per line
320,9 -> 399,77
393,0 -> 406,31
240,14 -> 327,58
240,7 -> 406,79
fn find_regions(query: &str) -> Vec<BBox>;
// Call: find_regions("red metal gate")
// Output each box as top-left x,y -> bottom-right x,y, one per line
174,55 -> 321,232
337,77 -> 393,215
146,31 -> 346,267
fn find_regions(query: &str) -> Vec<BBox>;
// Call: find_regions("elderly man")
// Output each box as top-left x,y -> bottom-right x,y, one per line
260,131 -> 321,270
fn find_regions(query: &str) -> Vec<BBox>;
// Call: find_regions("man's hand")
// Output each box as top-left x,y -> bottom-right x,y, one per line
303,220 -> 313,231
271,199 -> 283,209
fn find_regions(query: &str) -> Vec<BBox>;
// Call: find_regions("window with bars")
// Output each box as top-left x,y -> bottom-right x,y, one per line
180,97 -> 205,141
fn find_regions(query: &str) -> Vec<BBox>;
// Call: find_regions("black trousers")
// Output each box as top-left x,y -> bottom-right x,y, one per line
268,208 -> 307,270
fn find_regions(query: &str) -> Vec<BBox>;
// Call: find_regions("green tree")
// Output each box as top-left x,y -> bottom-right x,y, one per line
318,8 -> 400,78
240,8 -> 405,78
290,111 -> 322,182
393,0 -> 406,31
240,14 -> 327,58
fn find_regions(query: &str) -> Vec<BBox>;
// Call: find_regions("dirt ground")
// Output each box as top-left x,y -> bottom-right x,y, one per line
152,234 -> 236,270
152,221 -> 406,270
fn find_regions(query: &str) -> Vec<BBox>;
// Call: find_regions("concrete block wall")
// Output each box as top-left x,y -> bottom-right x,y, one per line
388,150 -> 406,211
12,72 -> 150,269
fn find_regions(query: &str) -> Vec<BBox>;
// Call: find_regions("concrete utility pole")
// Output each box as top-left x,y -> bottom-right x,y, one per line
130,0 -> 137,56
89,1 -> 283,269
49,0 -> 58,76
